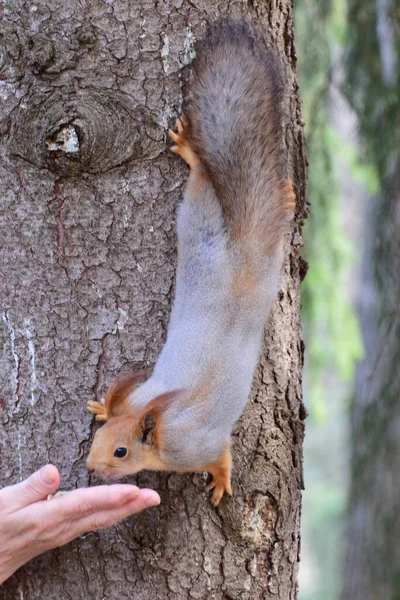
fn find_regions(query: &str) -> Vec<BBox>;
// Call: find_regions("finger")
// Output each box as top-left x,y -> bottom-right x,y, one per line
71,490 -> 160,536
50,490 -> 160,547
45,484 -> 159,523
0,465 -> 60,513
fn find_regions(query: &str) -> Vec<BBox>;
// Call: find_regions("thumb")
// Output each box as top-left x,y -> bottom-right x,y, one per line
0,465 -> 60,513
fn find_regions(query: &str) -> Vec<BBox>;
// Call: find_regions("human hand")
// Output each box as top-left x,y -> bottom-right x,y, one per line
0,464 -> 160,584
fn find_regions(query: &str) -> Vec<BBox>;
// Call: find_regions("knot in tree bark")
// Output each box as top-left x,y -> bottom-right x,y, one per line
10,89 -> 160,176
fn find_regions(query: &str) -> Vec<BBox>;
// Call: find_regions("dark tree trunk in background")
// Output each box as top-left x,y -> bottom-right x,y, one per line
342,0 -> 400,597
0,1 -> 307,598
342,172 -> 400,600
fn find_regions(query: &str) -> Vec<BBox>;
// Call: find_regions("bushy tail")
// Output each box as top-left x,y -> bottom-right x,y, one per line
189,20 -> 294,254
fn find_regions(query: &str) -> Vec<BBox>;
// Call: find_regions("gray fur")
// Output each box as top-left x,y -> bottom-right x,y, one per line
130,21 -> 287,471
189,19 -> 286,246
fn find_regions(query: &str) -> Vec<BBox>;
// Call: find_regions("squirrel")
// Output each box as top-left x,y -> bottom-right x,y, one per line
86,20 -> 295,506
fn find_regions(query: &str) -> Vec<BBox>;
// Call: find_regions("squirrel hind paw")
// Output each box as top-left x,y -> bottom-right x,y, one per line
87,400 -> 108,421
282,178 -> 296,215
168,115 -> 200,170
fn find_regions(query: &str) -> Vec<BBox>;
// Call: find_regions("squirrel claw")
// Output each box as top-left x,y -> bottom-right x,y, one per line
168,129 -> 180,145
205,477 -> 232,506
206,478 -> 232,506
205,479 -> 216,492
204,445 -> 232,506
168,115 -> 200,170
176,117 -> 184,134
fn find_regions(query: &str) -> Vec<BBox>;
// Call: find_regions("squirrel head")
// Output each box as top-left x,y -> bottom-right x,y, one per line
86,371 -> 182,479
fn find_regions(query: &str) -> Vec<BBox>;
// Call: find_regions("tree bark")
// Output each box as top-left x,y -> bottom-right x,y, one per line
0,1 -> 307,599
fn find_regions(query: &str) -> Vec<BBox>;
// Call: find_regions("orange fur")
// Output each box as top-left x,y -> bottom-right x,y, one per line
87,382 -> 233,504
86,388 -> 183,478
281,178 -> 296,214
231,259 -> 260,299
103,370 -> 149,416
200,444 -> 232,506
87,400 -> 108,421
169,116 -> 200,170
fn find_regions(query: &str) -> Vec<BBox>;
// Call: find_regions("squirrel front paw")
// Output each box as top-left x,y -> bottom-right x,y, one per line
204,445 -> 233,506
87,400 -> 108,421
205,476 -> 233,507
168,116 -> 200,170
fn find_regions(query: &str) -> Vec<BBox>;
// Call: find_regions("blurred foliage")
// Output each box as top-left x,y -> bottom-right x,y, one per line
295,0 -> 369,420
300,391 -> 349,600
296,0 -> 399,598
342,0 -> 400,189
294,1 -> 380,599
342,0 -> 400,309
342,0 -> 400,472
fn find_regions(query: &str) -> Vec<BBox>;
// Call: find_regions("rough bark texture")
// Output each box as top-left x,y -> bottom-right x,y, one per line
0,1 -> 307,599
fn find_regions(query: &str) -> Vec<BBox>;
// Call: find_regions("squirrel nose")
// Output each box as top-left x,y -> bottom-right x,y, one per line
86,459 -> 94,473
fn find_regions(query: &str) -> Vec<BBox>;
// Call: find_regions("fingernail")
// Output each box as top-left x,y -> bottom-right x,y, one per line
40,465 -> 56,486
145,493 -> 160,508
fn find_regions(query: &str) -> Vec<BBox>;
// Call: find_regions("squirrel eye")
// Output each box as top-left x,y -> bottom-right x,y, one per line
114,447 -> 127,458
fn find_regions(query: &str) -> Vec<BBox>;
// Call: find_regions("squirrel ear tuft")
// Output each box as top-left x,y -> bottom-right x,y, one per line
104,369 -> 150,417
139,411 -> 158,445
138,389 -> 184,447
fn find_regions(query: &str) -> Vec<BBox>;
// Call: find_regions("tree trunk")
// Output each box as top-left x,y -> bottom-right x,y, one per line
0,1 -> 307,598
342,174 -> 400,600
341,0 -> 400,596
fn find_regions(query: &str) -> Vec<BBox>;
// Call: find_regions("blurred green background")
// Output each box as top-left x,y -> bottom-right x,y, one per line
295,1 -> 400,599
